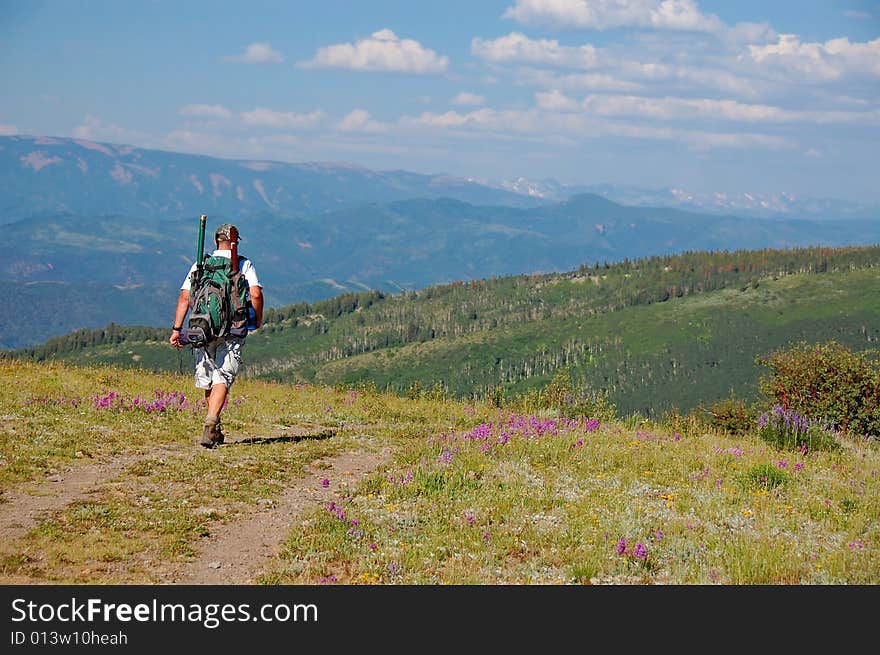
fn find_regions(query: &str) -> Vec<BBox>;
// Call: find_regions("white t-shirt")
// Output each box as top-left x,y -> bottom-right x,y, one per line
180,249 -> 262,291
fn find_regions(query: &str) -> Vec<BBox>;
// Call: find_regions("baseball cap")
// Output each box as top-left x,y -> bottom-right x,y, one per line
215,224 -> 241,243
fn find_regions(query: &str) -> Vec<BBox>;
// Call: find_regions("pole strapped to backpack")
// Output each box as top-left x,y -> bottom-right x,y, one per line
186,215 -> 251,349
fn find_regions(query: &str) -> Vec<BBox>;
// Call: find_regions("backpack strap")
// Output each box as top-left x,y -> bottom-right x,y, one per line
228,258 -> 248,336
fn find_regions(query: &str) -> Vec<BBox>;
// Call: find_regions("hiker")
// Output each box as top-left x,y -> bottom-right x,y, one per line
170,223 -> 263,448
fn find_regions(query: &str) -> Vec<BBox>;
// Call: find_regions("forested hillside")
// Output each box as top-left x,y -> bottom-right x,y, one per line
9,245 -> 879,416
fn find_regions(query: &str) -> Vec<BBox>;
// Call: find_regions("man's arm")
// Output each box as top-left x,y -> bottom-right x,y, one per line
170,289 -> 190,348
249,286 -> 263,329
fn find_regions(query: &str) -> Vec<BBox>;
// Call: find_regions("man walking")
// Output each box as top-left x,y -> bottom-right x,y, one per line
170,223 -> 263,448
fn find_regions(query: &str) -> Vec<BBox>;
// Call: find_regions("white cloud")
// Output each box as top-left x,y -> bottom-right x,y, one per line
160,130 -> 251,156
502,0 -> 722,32
748,35 -> 880,80
680,130 -> 792,150
472,24 -> 880,108
522,68 -> 642,92
471,32 -> 680,88
179,104 -> 233,119
843,10 -> 871,20
224,42 -> 284,64
649,0 -> 722,32
338,109 -> 388,133
162,130 -> 305,160
672,67 -> 762,98
583,94 -> 789,121
535,89 -> 581,111
406,110 -> 483,129
472,32 -> 600,69
724,21 -> 777,45
453,92 -> 486,106
0,123 -> 18,135
240,108 -> 325,129
299,29 -> 449,74
403,105 -> 794,150
71,115 -> 145,143
538,92 -> 880,125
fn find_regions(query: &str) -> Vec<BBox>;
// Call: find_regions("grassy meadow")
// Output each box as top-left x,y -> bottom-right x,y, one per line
0,357 -> 877,585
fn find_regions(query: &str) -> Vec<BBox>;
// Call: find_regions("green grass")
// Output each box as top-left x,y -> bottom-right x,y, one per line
265,418 -> 880,585
3,358 -> 877,584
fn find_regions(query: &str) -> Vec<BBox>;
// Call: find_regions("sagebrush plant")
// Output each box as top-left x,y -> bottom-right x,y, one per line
661,408 -> 709,439
703,396 -> 759,436
506,369 -> 618,423
757,341 -> 880,439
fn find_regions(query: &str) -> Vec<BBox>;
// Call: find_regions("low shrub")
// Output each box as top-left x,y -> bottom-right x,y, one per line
508,369 -> 617,422
702,396 -> 758,436
757,341 -> 880,439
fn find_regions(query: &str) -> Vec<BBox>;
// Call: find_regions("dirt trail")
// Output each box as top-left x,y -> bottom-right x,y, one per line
0,445 -> 182,544
163,446 -> 392,584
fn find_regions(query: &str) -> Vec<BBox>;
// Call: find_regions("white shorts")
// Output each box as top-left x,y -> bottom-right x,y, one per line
194,337 -> 245,390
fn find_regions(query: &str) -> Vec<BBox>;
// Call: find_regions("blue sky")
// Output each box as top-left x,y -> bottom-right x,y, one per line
1,0 -> 878,201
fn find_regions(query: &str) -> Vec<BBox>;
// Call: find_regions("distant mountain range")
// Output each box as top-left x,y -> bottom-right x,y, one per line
491,177 -> 880,220
3,135 -> 876,222
1,134 -> 878,350
0,135 -> 541,222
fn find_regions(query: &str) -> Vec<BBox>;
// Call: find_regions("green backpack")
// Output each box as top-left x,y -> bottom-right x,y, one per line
186,255 -> 250,348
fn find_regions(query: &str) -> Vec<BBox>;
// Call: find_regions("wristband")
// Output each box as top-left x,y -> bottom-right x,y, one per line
172,326 -> 182,332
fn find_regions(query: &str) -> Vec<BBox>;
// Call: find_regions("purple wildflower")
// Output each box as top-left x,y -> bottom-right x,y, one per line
326,502 -> 346,521
616,539 -> 627,555
321,478 -> 330,488
633,543 -> 647,560
437,447 -> 455,465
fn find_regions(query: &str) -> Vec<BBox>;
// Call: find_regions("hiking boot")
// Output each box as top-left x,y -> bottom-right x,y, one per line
212,420 -> 225,445
198,415 -> 221,448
